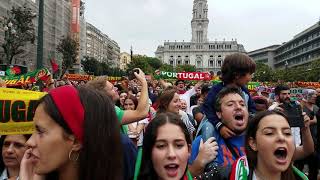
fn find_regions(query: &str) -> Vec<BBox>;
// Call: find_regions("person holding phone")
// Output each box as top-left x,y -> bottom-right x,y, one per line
86,68 -> 150,134
299,89 -> 318,180
269,85 -> 305,146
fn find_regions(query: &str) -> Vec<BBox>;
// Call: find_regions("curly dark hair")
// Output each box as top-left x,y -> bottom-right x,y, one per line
221,53 -> 256,84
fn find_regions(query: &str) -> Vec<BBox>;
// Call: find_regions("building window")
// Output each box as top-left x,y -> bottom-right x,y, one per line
177,60 -> 181,65
217,60 -> 222,67
184,60 -> 189,64
197,60 -> 202,67
209,60 -> 214,67
170,60 -> 174,65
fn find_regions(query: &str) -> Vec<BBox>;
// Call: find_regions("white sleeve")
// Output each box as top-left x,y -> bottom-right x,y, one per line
138,118 -> 149,124
179,110 -> 195,135
180,88 -> 196,113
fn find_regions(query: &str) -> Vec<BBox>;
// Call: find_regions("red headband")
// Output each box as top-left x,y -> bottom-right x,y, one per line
49,86 -> 84,143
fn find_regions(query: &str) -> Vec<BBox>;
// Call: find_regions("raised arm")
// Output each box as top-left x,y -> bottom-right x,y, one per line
293,113 -> 314,160
122,69 -> 150,124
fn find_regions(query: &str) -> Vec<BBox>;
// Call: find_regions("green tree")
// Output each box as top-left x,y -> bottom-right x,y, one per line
57,36 -> 79,78
0,5 -> 36,65
273,69 -> 285,82
127,55 -> 158,74
253,62 -> 274,82
100,62 -> 110,75
81,56 -> 100,75
82,56 -> 126,76
147,57 -> 162,70
271,59 -> 320,82
109,67 -> 126,77
159,63 -> 174,72
305,59 -> 320,81
176,64 -> 196,72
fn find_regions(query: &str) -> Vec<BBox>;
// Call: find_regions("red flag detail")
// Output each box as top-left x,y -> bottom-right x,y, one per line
50,58 -> 59,73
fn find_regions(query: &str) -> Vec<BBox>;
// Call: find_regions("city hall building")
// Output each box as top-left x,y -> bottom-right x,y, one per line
155,0 -> 245,73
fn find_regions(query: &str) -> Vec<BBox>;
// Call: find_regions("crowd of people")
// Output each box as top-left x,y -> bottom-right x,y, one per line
0,52 -> 320,180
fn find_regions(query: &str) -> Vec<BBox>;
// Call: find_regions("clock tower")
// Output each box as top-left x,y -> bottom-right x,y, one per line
191,0 -> 209,43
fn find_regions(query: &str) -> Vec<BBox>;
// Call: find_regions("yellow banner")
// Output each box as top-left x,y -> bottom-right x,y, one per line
0,88 -> 46,135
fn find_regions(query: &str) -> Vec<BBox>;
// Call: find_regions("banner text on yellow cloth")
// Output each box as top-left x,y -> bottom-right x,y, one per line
0,88 -> 46,135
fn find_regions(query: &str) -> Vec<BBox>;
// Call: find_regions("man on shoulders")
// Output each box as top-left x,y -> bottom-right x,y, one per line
189,87 -> 249,176
202,53 -> 256,139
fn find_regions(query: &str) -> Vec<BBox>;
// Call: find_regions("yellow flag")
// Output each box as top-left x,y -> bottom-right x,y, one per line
0,88 -> 46,135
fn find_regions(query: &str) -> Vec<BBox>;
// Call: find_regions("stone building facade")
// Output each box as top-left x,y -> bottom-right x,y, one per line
274,21 -> 320,69
85,22 -> 120,68
155,0 -> 245,73
249,20 -> 320,69
0,0 -> 72,71
119,52 -> 131,70
248,45 -> 280,69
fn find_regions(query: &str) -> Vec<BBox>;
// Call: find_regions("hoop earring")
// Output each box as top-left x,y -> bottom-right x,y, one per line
68,149 -> 79,162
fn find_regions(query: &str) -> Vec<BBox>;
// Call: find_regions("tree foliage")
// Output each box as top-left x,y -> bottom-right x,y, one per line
81,56 -> 98,75
127,55 -> 197,75
127,55 -> 159,74
176,64 -> 196,72
57,36 -> 79,78
81,56 -> 125,76
0,5 -> 36,64
159,63 -> 174,72
253,62 -> 275,82
254,59 -> 320,82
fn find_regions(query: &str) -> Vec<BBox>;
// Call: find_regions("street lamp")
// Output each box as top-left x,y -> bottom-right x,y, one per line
285,60 -> 288,69
285,60 -> 289,80
3,21 -> 16,65
36,0 -> 44,69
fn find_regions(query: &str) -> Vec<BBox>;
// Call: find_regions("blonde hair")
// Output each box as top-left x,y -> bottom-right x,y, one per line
0,78 -> 6,88
86,76 -> 108,92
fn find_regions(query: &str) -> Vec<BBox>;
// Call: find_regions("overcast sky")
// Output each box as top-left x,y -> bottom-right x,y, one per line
85,0 -> 320,57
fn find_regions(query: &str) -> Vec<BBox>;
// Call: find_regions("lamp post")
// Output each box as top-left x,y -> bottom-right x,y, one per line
3,21 -> 16,65
285,60 -> 288,80
36,0 -> 44,69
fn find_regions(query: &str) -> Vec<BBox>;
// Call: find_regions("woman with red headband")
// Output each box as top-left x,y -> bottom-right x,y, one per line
19,86 -> 123,180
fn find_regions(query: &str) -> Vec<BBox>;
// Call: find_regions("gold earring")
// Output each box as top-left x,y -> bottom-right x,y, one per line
68,149 -> 79,162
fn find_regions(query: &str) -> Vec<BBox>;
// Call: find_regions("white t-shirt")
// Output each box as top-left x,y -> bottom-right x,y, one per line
180,88 -> 196,114
179,110 -> 195,135
128,118 -> 149,146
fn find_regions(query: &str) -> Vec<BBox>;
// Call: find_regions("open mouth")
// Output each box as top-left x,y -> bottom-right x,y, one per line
164,164 -> 179,177
234,113 -> 244,121
274,147 -> 287,160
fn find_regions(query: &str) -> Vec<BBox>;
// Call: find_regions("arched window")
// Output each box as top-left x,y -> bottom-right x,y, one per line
209,60 -> 214,67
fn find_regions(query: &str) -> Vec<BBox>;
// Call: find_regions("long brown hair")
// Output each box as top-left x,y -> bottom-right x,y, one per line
245,110 -> 296,180
156,86 -> 178,113
138,112 -> 191,180
38,86 -> 123,180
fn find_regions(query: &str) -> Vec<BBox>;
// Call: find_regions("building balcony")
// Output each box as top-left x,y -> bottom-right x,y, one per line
275,33 -> 320,58
274,45 -> 320,65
